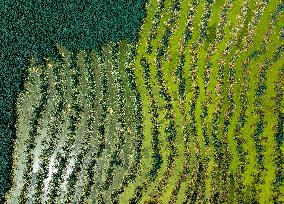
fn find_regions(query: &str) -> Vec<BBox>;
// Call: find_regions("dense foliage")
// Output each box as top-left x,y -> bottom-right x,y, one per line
3,0 -> 284,203
0,0 -> 146,200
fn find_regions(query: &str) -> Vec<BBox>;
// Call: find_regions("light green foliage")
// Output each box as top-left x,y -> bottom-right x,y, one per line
6,0 -> 284,203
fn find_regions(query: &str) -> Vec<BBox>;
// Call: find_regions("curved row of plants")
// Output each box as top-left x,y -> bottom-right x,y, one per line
5,0 -> 284,203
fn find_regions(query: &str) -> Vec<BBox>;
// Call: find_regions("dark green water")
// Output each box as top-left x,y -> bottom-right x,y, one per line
0,0 -> 146,200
